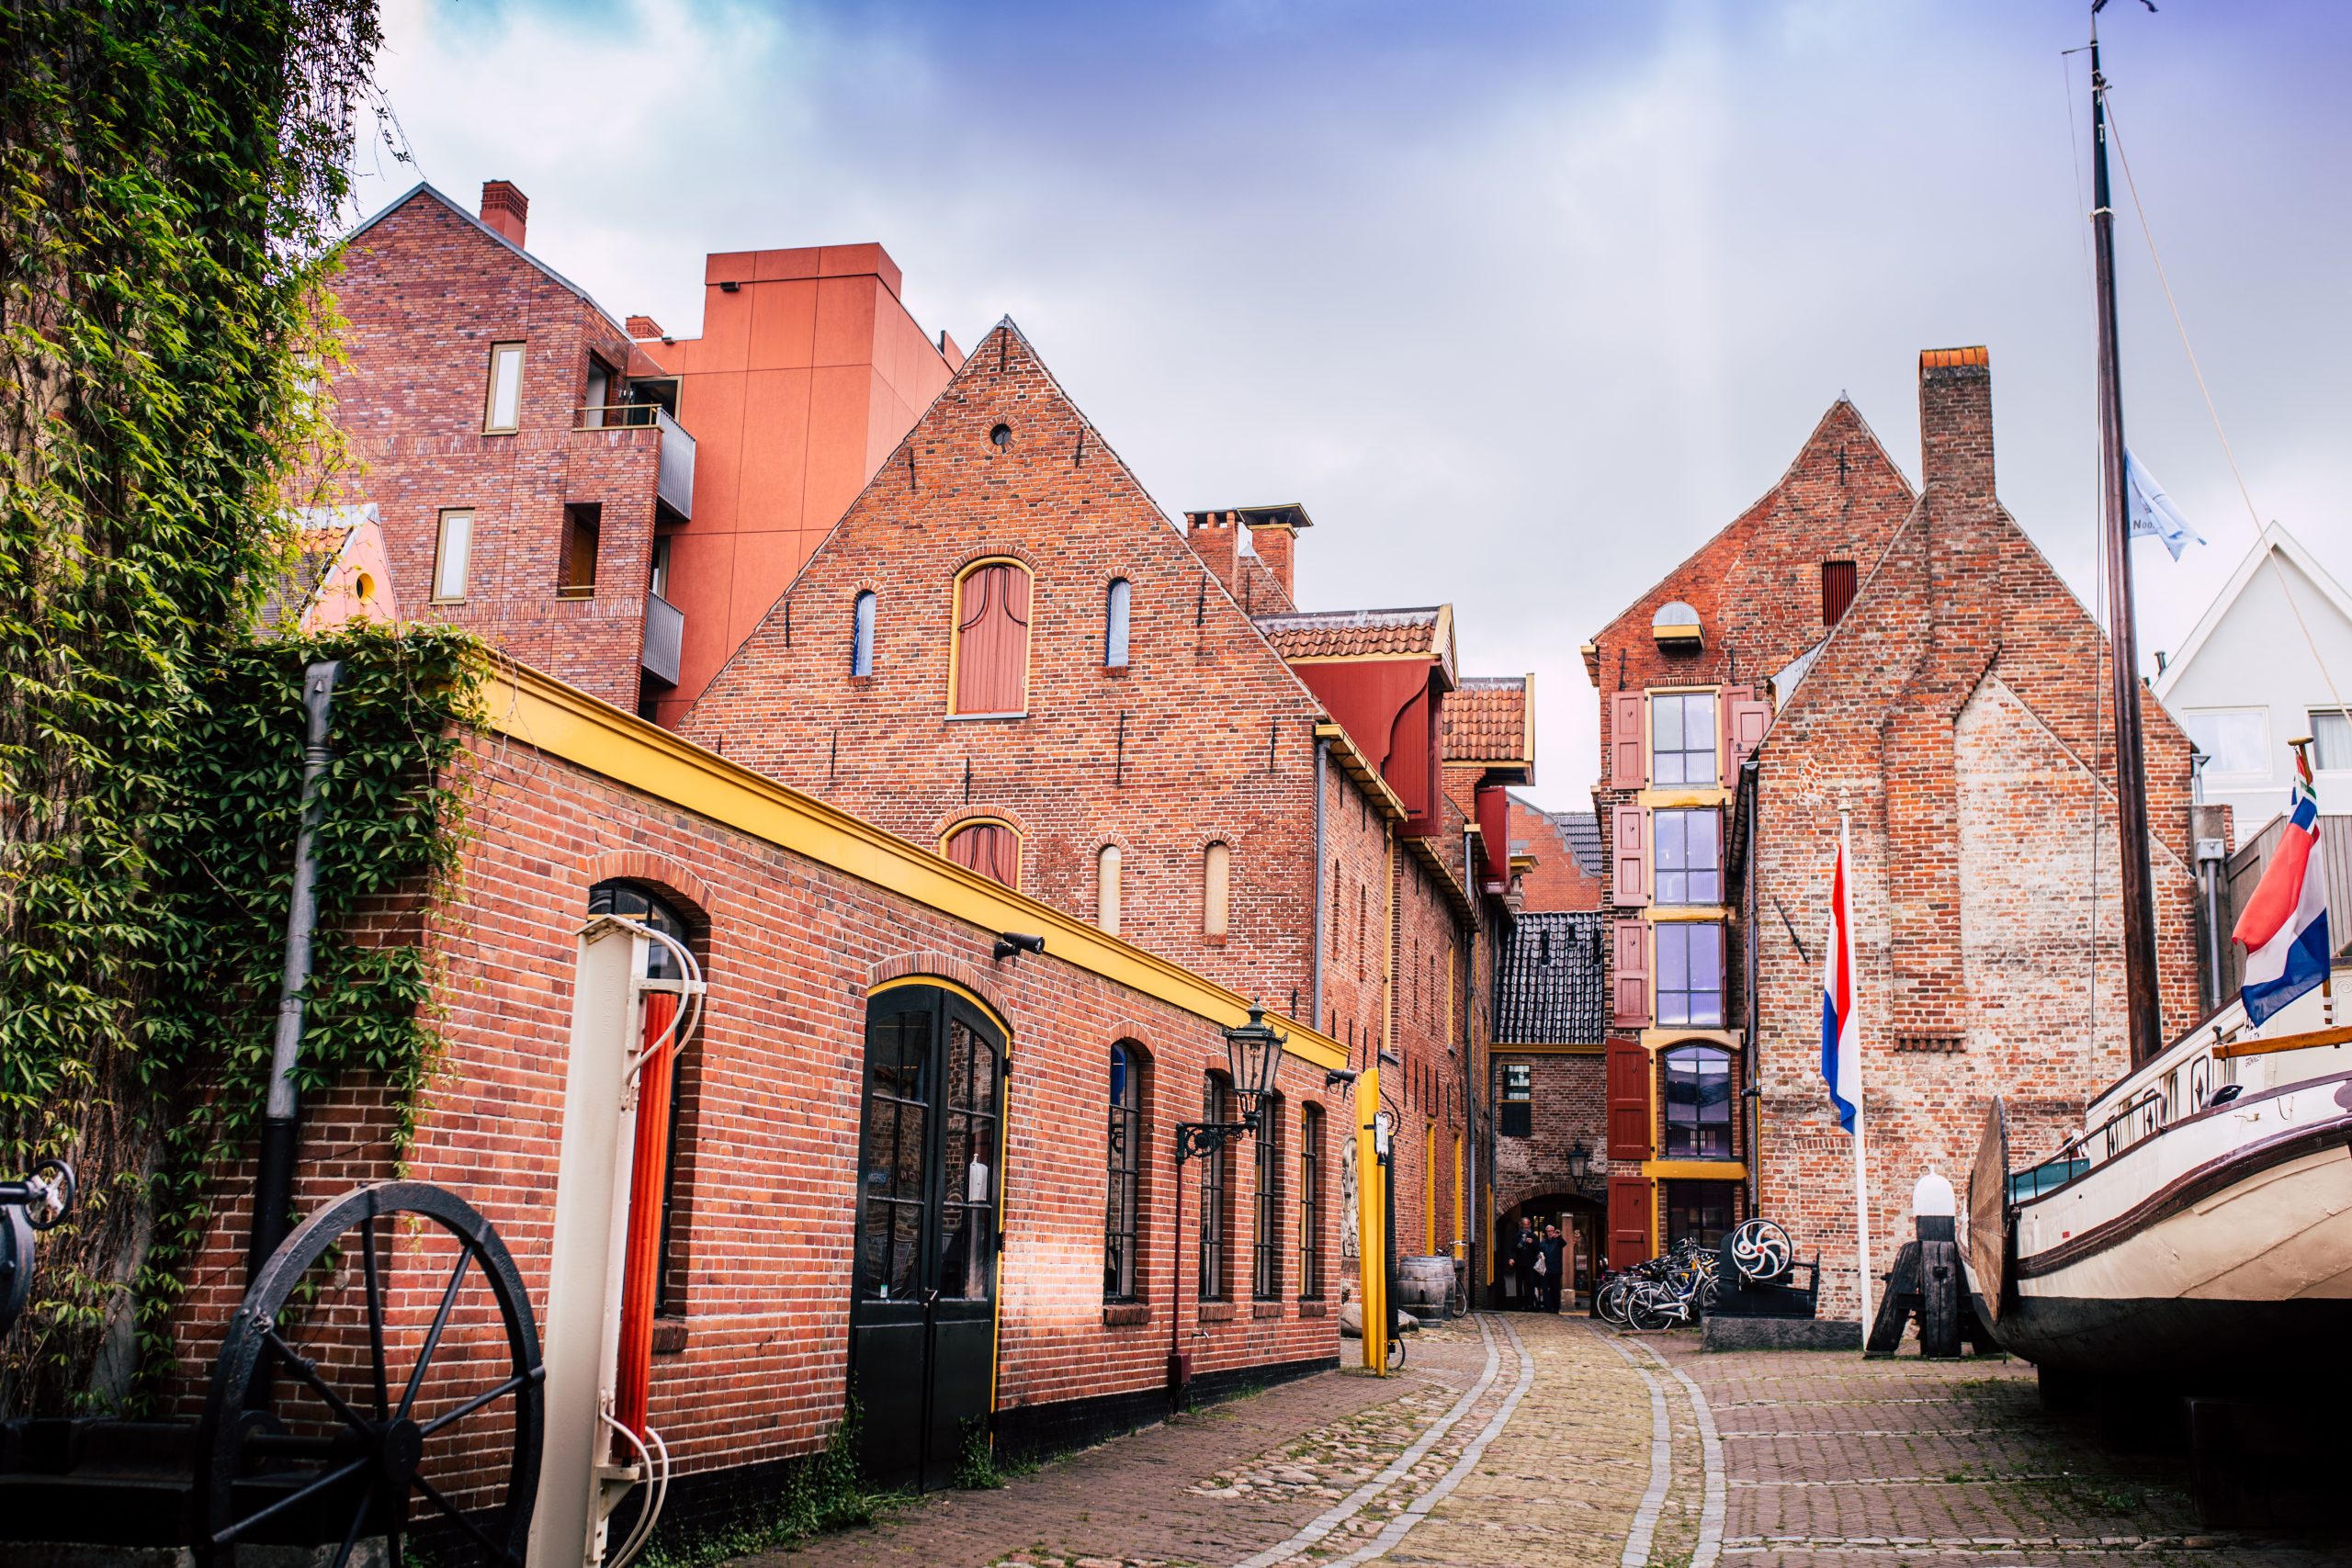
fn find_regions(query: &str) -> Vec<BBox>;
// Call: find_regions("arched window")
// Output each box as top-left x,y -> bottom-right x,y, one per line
588,879 -> 697,1317
851,591 -> 876,676
1097,843 -> 1122,936
1199,1073 -> 1232,1302
589,879 -> 691,980
951,559 -> 1031,715
1203,841 -> 1231,939
1253,1091 -> 1284,1301
1104,577 -> 1131,668
1297,1104 -> 1325,1300
944,819 -> 1020,889
1662,1044 -> 1734,1159
1104,1043 -> 1145,1302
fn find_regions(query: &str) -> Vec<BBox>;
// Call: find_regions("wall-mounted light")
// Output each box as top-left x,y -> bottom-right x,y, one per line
991,931 -> 1046,962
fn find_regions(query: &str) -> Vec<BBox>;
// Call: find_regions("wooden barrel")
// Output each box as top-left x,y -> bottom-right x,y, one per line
1396,1254 -> 1455,1314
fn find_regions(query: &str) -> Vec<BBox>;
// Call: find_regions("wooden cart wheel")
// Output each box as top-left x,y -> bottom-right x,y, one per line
193,1181 -> 544,1567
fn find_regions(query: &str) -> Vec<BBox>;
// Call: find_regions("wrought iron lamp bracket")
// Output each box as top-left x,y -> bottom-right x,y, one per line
1173,1116 -> 1257,1164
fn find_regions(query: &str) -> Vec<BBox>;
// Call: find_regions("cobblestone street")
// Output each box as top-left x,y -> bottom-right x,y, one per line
745,1314 -> 2349,1568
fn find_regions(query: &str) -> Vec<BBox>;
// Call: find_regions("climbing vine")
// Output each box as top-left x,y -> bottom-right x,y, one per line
0,1 -> 447,1413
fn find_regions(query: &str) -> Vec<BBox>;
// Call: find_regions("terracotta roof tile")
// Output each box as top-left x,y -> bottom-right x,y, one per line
1254,606 -> 1442,660
1443,676 -> 1529,761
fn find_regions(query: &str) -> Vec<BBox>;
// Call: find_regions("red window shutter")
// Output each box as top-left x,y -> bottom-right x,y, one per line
1610,691 -> 1645,786
948,822 -> 1019,888
1822,559 -> 1857,627
1605,1037 -> 1652,1161
1611,919 -> 1649,1029
1730,697 -> 1771,767
1611,804 -> 1649,907
1606,1175 -> 1655,1270
955,563 -> 1032,714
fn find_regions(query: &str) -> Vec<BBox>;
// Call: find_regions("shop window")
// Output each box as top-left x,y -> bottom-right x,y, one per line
1097,843 -> 1122,935
1104,578 -> 1131,668
944,819 -> 1020,889
1662,1044 -> 1733,1159
1649,691 -> 1718,787
1500,1063 -> 1532,1138
1297,1104 -> 1325,1299
1105,1043 -> 1145,1302
483,341 -> 525,433
1654,809 -> 1722,906
432,509 -> 472,604
852,591 -> 876,677
1665,1179 -> 1735,1251
559,502 -> 600,600
1199,1074 -> 1232,1301
1655,921 -> 1724,1028
1253,1092 -> 1283,1301
951,559 -> 1031,716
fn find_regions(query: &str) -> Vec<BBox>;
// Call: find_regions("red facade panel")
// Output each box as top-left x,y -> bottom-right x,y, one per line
1476,783 -> 1510,886
1606,1175 -> 1654,1270
1611,919 -> 1649,1029
955,564 -> 1031,716
1611,804 -> 1648,907
1605,1036 -> 1652,1162
1610,691 -> 1646,787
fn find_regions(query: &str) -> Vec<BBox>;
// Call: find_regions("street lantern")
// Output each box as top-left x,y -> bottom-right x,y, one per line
1566,1140 -> 1592,1182
1224,1002 -> 1287,1132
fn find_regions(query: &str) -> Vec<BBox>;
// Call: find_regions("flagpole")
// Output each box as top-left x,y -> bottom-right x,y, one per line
1842,811 -> 1873,1341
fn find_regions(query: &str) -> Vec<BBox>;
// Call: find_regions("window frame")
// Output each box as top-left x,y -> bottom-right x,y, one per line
851,591 -> 876,678
1499,1063 -> 1532,1139
1654,920 -> 1725,1028
589,880 -> 700,1314
432,509 -> 474,604
1104,577 -> 1132,669
1648,690 -> 1720,788
1253,1092 -> 1284,1301
1297,1103 -> 1324,1300
559,502 -> 601,600
1665,1179 -> 1736,1252
1105,1043 -> 1144,1303
942,818 -> 1022,890
1199,1073 -> 1232,1301
947,557 -> 1034,717
1653,807 -> 1724,907
1821,559 -> 1858,627
1661,1043 -> 1734,1161
2181,706 -> 2270,781
482,341 -> 526,434
1097,843 -> 1122,936
1203,840 -> 1232,939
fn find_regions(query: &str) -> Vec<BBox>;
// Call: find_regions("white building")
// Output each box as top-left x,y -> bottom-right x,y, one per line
2154,523 -> 2352,836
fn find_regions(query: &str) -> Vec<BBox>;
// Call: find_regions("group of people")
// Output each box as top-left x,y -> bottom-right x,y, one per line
1508,1217 -> 1572,1313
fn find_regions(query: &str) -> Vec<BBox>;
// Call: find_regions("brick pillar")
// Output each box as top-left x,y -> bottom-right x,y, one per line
480,180 -> 528,247
1249,522 -> 1297,602
1884,347 -> 2000,1049
1186,511 -> 1238,596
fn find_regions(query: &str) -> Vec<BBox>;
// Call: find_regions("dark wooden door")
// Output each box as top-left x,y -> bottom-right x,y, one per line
850,987 -> 1005,1490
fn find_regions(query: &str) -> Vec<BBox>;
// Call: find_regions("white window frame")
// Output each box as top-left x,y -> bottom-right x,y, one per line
2183,706 -> 2272,783
432,509 -> 473,604
483,341 -> 525,434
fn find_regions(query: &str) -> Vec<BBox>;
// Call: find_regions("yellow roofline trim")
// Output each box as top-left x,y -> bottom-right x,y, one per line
478,658 -> 1345,1071
1315,722 -> 1408,822
1641,1159 -> 1747,1181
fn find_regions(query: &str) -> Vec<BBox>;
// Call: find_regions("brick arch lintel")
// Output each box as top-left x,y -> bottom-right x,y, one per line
931,804 -> 1032,842
579,850 -> 717,936
865,953 -> 1015,1031
949,543 -> 1042,578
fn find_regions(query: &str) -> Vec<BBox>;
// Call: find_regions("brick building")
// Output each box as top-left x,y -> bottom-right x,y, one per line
323,181 -> 950,724
683,321 -> 1517,1282
1526,346 -> 2199,1316
1508,797 -> 1603,913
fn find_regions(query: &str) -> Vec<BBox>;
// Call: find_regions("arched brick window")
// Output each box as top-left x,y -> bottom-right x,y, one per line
944,818 -> 1020,888
1104,577 -> 1131,668
851,591 -> 876,676
952,559 -> 1031,716
1204,841 -> 1231,939
1105,1042 -> 1146,1302
1097,843 -> 1122,935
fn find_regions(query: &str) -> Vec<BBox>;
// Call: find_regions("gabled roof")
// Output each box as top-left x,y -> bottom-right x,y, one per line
1253,605 -> 1456,682
1496,910 -> 1605,1044
1443,674 -> 1533,766
1554,809 -> 1601,876
340,181 -> 630,340
2152,522 -> 2352,704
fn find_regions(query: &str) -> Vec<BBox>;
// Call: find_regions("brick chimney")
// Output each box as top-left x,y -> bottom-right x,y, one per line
480,180 -> 528,248
1918,346 -> 1994,504
1185,510 -> 1238,595
1246,518 -> 1297,603
626,315 -> 663,341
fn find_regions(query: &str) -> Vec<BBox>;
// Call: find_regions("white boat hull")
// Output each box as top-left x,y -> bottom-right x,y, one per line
1986,1071 -> 2352,1383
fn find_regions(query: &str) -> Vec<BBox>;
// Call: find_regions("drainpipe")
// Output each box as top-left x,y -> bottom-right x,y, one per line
251,660 -> 345,1286
1461,823 -> 1477,1273
2196,833 -> 2227,1014
1741,758 -> 1761,1220
1312,737 -> 1329,1029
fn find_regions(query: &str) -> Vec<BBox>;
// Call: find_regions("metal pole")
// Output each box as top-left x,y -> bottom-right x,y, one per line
250,660 -> 344,1286
2089,24 -> 2166,1066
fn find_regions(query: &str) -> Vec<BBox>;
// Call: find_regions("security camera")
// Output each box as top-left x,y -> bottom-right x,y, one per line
992,932 -> 1046,962
1324,1067 -> 1359,1089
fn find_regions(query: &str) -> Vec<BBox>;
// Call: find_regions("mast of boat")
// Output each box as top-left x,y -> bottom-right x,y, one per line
2089,2 -> 2165,1067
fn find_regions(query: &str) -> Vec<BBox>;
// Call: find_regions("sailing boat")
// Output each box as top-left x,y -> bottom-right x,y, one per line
1964,12 -> 2352,1387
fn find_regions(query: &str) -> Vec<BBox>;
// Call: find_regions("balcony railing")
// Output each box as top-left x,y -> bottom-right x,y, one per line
575,403 -> 696,522
641,590 -> 683,687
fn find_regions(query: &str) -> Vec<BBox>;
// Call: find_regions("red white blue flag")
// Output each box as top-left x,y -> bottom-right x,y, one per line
2233,749 -> 2330,1025
1819,821 -> 1860,1134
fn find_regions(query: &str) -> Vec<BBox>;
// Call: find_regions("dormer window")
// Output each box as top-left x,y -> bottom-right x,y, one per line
1652,600 -> 1702,649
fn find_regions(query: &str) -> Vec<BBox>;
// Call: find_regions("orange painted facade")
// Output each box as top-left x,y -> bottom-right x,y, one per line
642,244 -> 963,724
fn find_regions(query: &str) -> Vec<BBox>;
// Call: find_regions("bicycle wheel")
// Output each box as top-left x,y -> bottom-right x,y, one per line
1385,1336 -> 1407,1371
1597,1276 -> 1633,1327
1627,1286 -> 1671,1333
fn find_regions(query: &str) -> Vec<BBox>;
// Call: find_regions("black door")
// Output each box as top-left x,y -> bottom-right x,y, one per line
850,986 -> 1005,1490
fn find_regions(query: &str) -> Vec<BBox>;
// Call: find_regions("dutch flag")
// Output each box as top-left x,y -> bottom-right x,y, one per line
2233,749 -> 2331,1025
1820,821 -> 1861,1134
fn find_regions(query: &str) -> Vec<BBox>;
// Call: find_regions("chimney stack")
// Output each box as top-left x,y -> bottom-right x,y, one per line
1246,518 -> 1297,603
480,180 -> 528,248
626,315 -> 664,341
1185,510 -> 1238,596
1918,346 -> 1994,504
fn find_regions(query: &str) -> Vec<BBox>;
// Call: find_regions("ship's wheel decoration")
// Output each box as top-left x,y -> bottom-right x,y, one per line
1728,1218 -> 1793,1283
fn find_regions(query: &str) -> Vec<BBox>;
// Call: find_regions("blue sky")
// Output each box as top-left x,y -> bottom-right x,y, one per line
360,0 -> 2352,807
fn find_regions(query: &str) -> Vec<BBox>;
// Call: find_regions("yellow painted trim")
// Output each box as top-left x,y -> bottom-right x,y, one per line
1645,905 -> 1729,922
1492,1042 -> 1605,1056
1637,1027 -> 1742,1053
1315,722 -> 1408,822
1422,1122 -> 1436,1257
478,659 -> 1345,1071
1637,787 -> 1732,809
868,974 -> 1013,1037
1641,1159 -> 1747,1181
1401,832 -> 1473,921
1652,624 -> 1702,643
1354,1069 -> 1386,1373
1451,1132 -> 1464,1258
1382,821 -> 1395,1061
946,557 -> 1033,718
939,816 -> 1023,892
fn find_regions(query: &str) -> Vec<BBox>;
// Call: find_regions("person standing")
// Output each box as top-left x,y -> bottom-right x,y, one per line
1539,1223 -> 1568,1314
1510,1217 -> 1539,1310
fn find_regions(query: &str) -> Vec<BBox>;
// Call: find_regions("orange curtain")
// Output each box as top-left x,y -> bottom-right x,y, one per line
615,989 -> 679,1445
956,565 -> 1031,714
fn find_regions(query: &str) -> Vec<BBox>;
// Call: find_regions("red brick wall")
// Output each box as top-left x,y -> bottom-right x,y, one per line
327,190 -> 666,711
1507,798 -> 1602,912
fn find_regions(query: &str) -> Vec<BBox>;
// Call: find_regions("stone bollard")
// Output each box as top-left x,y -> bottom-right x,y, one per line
1913,1171 -> 1962,1359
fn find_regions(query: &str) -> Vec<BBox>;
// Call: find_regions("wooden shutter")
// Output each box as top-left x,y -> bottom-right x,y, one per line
955,563 -> 1032,714
948,822 -> 1019,888
1728,695 -> 1771,767
1610,691 -> 1645,785
1606,1175 -> 1654,1271
1605,1036 -> 1652,1161
1611,804 -> 1649,908
1822,559 -> 1857,627
1611,919 -> 1649,1029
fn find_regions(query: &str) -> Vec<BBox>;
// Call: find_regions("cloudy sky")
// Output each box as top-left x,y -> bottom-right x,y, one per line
358,0 -> 2351,809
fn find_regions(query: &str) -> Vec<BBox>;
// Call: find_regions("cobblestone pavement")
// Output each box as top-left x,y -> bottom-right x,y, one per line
739,1316 -> 2349,1567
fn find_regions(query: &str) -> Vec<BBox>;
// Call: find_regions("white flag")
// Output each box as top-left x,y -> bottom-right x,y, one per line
2124,449 -> 2206,560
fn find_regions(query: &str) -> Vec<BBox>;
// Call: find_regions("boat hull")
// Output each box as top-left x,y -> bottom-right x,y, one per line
1984,1075 -> 2352,1388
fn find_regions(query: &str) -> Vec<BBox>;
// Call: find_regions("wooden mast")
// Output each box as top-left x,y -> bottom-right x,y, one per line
2089,8 -> 2165,1066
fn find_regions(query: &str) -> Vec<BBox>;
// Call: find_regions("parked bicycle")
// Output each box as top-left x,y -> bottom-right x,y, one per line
1598,1219 -> 1794,1332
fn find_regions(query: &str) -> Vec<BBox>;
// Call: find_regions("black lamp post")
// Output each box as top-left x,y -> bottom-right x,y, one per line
1566,1140 -> 1592,1183
1167,1003 -> 1287,1405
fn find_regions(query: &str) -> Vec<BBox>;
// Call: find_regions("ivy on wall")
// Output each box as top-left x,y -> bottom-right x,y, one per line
0,1 -> 464,1413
